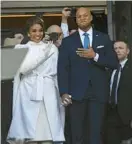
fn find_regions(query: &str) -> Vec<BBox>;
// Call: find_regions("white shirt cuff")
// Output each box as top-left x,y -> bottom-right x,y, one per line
93,53 -> 99,62
61,23 -> 69,38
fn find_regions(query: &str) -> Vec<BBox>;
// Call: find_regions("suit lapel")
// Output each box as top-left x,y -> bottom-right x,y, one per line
118,60 -> 129,86
73,29 -> 100,51
121,60 -> 129,72
92,30 -> 99,52
73,31 -> 83,49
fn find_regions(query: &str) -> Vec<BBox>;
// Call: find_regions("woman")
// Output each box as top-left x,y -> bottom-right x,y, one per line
7,17 -> 65,144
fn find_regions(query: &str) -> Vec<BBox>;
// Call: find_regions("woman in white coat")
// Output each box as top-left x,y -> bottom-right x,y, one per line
7,17 -> 65,144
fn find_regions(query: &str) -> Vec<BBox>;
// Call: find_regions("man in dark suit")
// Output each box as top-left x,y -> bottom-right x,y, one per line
104,41 -> 132,144
57,7 -> 118,144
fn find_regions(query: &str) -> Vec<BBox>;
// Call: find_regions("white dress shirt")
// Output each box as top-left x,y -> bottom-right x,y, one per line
110,58 -> 128,104
61,23 -> 69,38
78,27 -> 99,62
78,27 -> 93,47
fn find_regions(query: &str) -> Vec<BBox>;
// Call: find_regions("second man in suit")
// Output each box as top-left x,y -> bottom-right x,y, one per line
104,41 -> 132,144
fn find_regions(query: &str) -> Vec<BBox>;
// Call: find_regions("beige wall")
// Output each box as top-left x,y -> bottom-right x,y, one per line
1,1 -> 106,13
2,1 -> 106,8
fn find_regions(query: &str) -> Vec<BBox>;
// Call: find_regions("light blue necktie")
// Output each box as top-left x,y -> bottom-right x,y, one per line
83,33 -> 90,49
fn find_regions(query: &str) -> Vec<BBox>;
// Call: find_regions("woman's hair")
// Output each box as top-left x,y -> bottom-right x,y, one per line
25,16 -> 44,33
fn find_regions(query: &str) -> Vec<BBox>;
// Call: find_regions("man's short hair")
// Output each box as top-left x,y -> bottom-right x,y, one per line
114,40 -> 130,50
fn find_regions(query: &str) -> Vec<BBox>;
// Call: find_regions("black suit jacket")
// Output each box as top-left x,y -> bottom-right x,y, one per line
117,59 -> 132,124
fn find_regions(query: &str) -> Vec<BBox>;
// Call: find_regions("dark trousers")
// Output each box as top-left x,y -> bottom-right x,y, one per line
104,105 -> 132,144
66,99 -> 106,144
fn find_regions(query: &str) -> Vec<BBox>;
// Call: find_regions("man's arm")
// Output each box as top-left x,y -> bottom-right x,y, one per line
61,7 -> 71,38
57,39 -> 72,106
57,39 -> 70,95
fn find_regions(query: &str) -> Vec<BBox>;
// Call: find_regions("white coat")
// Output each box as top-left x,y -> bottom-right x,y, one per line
7,41 -> 65,142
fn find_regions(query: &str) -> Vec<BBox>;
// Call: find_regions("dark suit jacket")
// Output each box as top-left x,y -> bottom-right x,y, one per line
58,29 -> 118,102
117,59 -> 132,124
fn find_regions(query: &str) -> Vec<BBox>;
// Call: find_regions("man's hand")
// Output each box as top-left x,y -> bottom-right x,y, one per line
62,7 -> 71,23
76,47 -> 96,59
61,94 -> 72,106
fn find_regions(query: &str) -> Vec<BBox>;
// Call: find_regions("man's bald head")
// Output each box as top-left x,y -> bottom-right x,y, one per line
46,25 -> 63,47
76,7 -> 93,31
47,25 -> 62,34
76,7 -> 92,16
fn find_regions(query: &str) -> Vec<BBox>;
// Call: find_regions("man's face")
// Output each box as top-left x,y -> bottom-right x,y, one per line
114,41 -> 130,61
76,8 -> 92,30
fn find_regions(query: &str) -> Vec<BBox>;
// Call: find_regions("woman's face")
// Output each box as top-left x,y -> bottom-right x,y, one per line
28,24 -> 44,43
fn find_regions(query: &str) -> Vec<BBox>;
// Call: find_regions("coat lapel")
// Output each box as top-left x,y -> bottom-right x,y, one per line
73,29 -> 100,51
119,60 -> 129,86
73,31 -> 83,49
92,29 -> 99,52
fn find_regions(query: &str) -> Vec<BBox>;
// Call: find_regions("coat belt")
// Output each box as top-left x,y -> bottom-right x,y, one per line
30,72 -> 56,101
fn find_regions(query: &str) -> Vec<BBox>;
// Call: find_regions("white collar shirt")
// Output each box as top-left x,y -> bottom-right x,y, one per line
78,27 -> 93,47
110,58 -> 128,103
